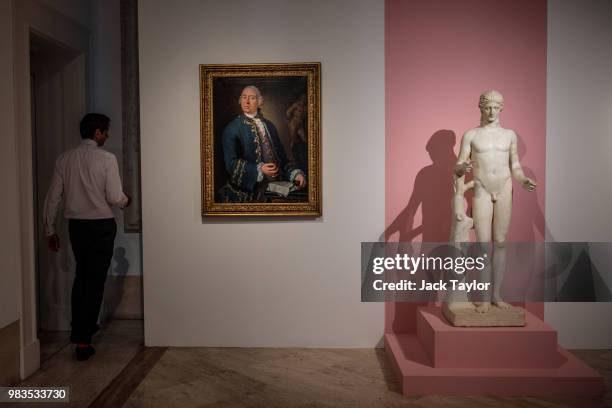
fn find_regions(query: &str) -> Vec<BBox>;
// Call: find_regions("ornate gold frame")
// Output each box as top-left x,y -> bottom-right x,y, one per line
200,63 -> 321,217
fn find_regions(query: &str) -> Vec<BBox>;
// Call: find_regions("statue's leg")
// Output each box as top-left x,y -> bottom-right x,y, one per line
492,180 -> 513,309
472,183 -> 493,312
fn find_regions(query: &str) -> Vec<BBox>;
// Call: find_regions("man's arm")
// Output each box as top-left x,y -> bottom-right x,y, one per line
105,155 -> 129,207
222,123 -> 259,192
266,121 -> 306,189
454,131 -> 473,177
43,159 -> 64,251
509,131 -> 536,191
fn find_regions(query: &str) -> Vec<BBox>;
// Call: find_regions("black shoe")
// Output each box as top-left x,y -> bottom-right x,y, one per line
75,345 -> 95,361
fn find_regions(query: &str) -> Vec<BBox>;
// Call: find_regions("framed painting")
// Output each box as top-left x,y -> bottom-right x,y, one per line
200,63 -> 321,217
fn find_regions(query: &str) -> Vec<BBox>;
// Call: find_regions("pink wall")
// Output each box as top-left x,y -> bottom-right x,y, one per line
385,0 -> 547,333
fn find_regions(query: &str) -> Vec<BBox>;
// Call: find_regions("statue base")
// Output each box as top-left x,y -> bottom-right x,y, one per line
384,307 -> 604,396
442,303 -> 525,327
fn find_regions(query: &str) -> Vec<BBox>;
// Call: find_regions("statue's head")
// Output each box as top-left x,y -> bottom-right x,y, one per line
478,90 -> 504,124
478,90 -> 504,108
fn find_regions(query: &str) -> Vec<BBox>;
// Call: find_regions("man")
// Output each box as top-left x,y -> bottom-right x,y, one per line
44,113 -> 130,361
453,90 -> 536,313
217,85 -> 306,202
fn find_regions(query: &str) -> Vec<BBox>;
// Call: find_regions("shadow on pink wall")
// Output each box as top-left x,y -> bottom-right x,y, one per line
384,0 -> 547,334
384,130 -> 457,333
385,130 -> 456,244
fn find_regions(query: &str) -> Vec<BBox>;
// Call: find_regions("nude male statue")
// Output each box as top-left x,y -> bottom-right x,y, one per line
453,90 -> 536,313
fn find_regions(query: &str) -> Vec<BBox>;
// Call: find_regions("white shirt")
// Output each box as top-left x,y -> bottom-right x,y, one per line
43,139 -> 128,235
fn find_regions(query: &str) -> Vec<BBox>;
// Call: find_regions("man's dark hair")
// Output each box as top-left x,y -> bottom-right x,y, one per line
80,113 -> 110,139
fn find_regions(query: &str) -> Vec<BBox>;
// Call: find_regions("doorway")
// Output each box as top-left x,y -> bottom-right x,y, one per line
30,31 -> 85,362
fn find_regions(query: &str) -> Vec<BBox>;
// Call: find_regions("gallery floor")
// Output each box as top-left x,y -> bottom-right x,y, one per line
7,320 -> 611,408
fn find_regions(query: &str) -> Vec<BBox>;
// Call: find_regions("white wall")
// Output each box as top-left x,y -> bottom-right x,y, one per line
139,0 -> 385,347
0,0 -> 20,330
545,0 -> 612,348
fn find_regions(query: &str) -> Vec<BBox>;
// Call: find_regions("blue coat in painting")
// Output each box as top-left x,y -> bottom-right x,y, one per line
217,114 -> 297,203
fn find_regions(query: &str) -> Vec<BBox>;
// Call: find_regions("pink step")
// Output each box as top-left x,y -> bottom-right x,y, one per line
416,307 -> 561,369
385,333 -> 604,396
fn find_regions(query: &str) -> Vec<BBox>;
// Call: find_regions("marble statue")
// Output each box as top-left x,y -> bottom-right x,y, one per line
444,90 -> 536,324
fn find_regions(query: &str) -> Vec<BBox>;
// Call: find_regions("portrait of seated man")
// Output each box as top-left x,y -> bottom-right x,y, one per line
217,85 -> 307,203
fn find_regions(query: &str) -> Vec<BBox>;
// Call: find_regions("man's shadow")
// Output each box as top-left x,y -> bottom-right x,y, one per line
102,247 -> 130,322
384,129 -> 457,333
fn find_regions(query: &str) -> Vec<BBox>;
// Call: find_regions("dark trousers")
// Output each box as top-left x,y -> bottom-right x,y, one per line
68,218 -> 116,344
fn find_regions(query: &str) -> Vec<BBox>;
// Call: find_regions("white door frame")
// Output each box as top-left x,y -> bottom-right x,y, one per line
13,0 -> 91,379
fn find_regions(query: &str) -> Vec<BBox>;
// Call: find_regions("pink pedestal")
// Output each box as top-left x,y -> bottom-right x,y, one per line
386,307 -> 604,396
417,308 -> 561,369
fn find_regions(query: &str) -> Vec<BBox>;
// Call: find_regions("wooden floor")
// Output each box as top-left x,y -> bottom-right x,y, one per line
8,320 -> 612,408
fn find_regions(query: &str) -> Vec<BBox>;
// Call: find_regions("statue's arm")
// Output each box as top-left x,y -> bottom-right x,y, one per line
454,131 -> 473,177
510,131 -> 536,191
509,131 -> 526,180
